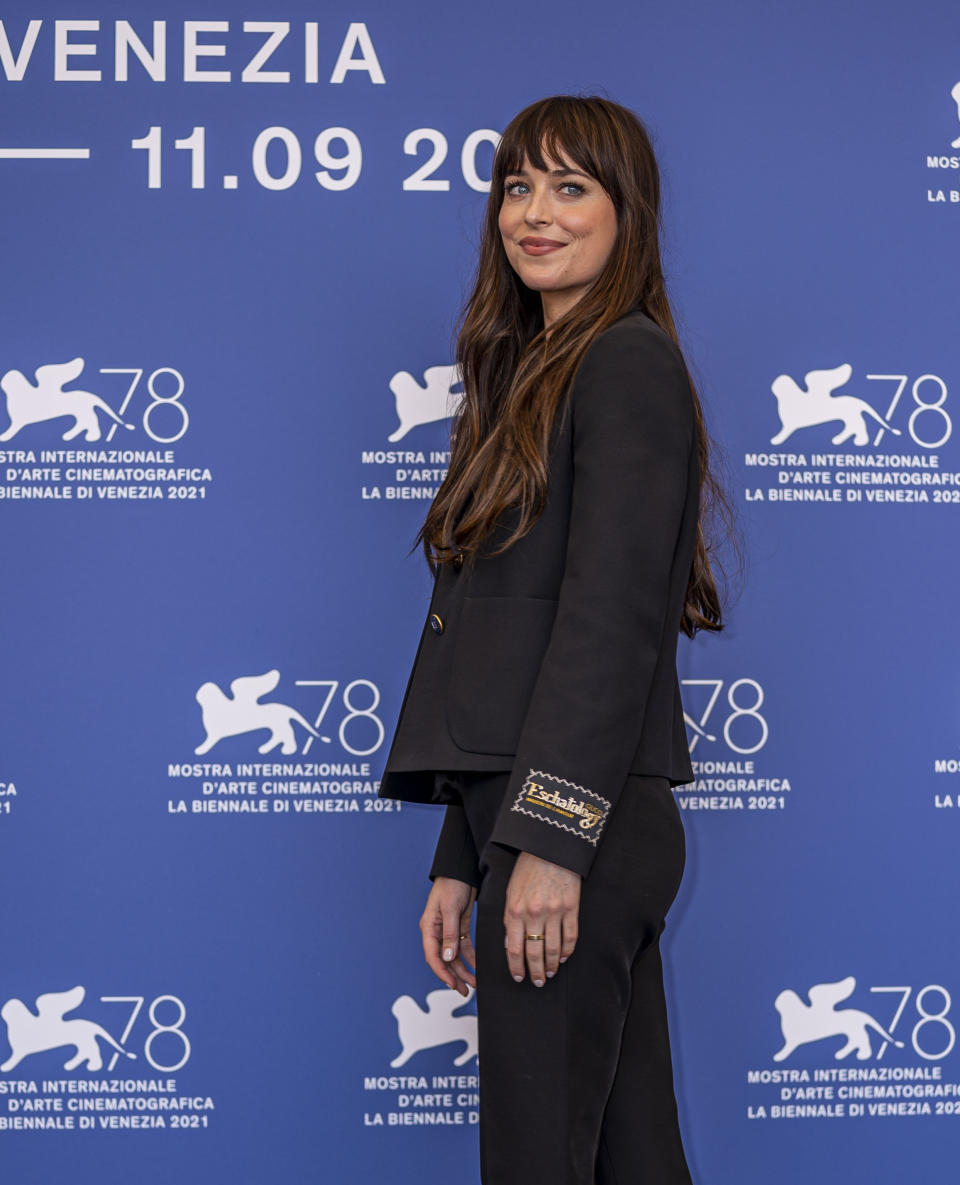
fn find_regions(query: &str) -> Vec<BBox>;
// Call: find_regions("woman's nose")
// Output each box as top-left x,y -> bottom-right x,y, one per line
523,188 -> 551,224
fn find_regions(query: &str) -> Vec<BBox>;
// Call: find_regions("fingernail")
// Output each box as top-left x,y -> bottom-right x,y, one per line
533,978 -> 544,988
559,956 -> 568,963
443,948 -> 453,961
513,975 -> 523,983
546,971 -> 555,978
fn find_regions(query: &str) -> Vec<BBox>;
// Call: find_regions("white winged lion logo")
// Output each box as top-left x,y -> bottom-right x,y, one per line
770,363 -> 901,447
951,80 -> 960,149
195,669 -> 322,755
0,358 -> 134,442
387,364 -> 463,442
390,987 -> 478,1067
773,976 -> 904,1062
1,986 -> 136,1072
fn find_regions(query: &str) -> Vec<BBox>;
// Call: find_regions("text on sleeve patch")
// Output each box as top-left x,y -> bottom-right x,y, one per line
510,769 -> 612,846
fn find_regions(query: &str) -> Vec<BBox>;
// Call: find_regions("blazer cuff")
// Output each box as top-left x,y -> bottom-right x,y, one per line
488,767 -> 612,878
428,803 -> 481,888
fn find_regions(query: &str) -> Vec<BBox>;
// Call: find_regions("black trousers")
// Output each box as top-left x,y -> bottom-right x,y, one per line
431,769 -> 694,1185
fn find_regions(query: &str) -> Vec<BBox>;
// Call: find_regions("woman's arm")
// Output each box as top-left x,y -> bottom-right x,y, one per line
490,320 -> 695,879
428,802 -> 481,887
420,804 -> 479,995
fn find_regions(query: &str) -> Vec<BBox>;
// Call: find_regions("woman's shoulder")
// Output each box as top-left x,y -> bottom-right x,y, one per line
573,307 -> 690,401
568,307 -> 694,442
583,306 -> 686,370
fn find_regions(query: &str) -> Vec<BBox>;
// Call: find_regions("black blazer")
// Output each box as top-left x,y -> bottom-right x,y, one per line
378,306 -> 699,877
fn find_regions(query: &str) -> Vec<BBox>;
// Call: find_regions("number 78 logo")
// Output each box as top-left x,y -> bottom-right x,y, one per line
681,679 -> 768,755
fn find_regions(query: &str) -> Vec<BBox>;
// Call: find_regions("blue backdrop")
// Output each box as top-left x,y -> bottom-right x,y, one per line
2,3 -> 958,1182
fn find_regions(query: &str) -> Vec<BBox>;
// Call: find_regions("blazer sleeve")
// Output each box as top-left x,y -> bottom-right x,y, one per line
487,321 -> 695,878
428,803 -> 481,888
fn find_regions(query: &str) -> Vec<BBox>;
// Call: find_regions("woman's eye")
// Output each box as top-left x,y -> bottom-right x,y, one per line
503,179 -> 585,197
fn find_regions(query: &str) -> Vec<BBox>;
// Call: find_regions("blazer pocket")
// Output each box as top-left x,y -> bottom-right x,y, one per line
446,595 -> 558,755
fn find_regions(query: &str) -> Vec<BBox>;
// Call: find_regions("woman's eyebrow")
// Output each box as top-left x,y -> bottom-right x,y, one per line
504,165 -> 587,176
510,167 -> 590,179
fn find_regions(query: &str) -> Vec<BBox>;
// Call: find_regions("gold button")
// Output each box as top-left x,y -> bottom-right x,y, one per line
429,613 -> 445,635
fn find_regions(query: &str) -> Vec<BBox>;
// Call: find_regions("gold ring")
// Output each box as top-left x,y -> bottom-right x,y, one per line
460,933 -> 469,941
525,933 -> 545,942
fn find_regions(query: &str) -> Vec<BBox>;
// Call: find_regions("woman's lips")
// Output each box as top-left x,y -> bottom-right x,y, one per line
519,240 -> 565,255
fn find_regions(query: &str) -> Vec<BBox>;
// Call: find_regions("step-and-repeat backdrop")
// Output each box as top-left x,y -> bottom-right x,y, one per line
2,4 -> 958,1183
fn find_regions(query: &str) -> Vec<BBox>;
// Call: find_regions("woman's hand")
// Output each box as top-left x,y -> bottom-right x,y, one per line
420,876 -> 477,996
504,852 -> 581,986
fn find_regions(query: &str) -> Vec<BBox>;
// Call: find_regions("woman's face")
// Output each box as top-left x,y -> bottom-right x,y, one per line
498,147 -> 618,326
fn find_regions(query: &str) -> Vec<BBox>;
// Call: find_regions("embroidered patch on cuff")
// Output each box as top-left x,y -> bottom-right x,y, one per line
510,769 -> 612,846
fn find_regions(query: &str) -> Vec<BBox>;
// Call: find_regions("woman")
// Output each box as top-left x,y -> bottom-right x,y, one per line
378,94 -> 729,1185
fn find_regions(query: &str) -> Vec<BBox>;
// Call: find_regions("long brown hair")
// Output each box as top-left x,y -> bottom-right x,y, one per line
415,94 -> 735,636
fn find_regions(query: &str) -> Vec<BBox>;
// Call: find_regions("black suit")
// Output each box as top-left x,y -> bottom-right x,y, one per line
379,305 -> 699,878
379,306 -> 699,1184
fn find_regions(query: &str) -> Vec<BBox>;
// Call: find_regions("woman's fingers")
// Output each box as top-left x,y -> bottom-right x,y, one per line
440,897 -> 464,965
542,915 -> 563,979
561,906 -> 579,963
457,907 -> 477,987
420,901 -> 458,990
446,955 -> 476,993
504,912 -> 528,982
503,851 -> 582,986
458,933 -> 477,969
420,881 -> 476,994
524,923 -> 548,987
